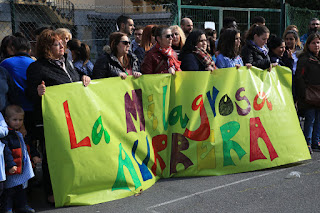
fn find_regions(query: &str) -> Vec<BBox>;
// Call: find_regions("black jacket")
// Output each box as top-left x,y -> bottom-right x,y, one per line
241,40 -> 271,70
179,52 -> 206,71
269,51 -> 294,71
295,51 -> 320,109
26,57 -> 80,124
92,52 -> 140,79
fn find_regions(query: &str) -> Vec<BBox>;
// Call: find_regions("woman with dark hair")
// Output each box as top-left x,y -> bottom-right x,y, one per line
295,33 -> 320,153
92,32 -> 141,79
67,39 -> 94,77
26,29 -> 90,203
179,30 -> 216,71
141,25 -> 181,74
0,35 -> 15,62
241,24 -> 276,70
284,30 -> 303,75
216,28 -> 243,68
267,34 -> 293,70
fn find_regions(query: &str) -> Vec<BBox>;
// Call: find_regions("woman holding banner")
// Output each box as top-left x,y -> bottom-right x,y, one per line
141,25 -> 181,74
26,29 -> 90,204
92,32 -> 141,79
241,24 -> 277,70
179,30 -> 216,71
215,28 -> 244,68
296,33 -> 320,154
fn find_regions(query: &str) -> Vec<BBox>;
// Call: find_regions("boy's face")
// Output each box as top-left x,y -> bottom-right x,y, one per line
6,113 -> 24,130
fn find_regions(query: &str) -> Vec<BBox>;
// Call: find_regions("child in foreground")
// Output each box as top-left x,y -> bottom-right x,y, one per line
2,105 -> 41,213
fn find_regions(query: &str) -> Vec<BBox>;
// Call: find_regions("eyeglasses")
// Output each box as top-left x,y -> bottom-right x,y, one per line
165,34 -> 173,39
120,40 -> 131,45
311,23 -> 320,26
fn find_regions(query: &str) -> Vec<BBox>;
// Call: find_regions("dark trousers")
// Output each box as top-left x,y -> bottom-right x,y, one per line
34,126 -> 53,197
2,185 -> 27,211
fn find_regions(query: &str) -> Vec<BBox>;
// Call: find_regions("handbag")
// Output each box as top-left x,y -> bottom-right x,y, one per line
305,85 -> 320,107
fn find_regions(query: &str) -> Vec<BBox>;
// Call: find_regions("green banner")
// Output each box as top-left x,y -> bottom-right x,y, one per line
42,66 -> 310,207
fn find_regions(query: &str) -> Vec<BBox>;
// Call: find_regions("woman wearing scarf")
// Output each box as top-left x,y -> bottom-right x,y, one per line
179,30 -> 216,71
141,25 -> 181,75
26,29 -> 90,204
241,24 -> 277,70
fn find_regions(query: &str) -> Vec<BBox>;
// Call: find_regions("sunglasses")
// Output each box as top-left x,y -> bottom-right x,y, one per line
165,34 -> 173,39
120,40 -> 131,45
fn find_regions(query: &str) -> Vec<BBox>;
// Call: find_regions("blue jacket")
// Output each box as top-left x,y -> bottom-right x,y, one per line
216,54 -> 243,68
0,67 -> 17,112
0,52 -> 35,112
2,129 -> 35,188
74,60 -> 94,77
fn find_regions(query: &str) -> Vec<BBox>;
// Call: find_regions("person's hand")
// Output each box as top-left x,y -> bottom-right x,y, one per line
133,72 -> 142,78
268,63 -> 278,72
81,75 -> 91,87
9,166 -> 17,174
235,64 -> 241,69
168,67 -> 175,75
286,49 -> 293,58
37,81 -> 46,96
119,72 -> 127,79
205,65 -> 215,71
245,63 -> 252,69
33,156 -> 42,164
18,124 -> 27,137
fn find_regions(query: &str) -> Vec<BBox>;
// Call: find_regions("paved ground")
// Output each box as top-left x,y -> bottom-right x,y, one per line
28,149 -> 320,213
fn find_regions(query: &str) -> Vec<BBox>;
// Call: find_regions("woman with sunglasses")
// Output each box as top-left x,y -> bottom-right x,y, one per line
92,32 -> 141,79
179,30 -> 216,71
141,25 -> 181,75
169,25 -> 186,55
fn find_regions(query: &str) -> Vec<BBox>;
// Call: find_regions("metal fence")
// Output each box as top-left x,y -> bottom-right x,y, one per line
0,0 -> 317,62
1,0 -> 178,61
286,3 -> 320,38
179,4 -> 281,36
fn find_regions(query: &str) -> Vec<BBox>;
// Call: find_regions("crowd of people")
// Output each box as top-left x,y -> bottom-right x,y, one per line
0,14 -> 319,212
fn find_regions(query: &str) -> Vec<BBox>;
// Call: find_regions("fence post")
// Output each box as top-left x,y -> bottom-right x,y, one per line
177,0 -> 181,26
280,0 -> 285,35
10,0 -> 16,34
219,8 -> 223,35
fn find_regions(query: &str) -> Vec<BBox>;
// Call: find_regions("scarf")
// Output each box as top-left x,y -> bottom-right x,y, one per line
49,56 -> 73,82
250,40 -> 269,56
49,56 -> 66,70
193,47 -> 217,70
156,43 -> 181,71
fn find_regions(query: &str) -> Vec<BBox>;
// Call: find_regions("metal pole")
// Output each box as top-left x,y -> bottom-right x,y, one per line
177,0 -> 181,26
10,0 -> 16,34
280,0 -> 285,36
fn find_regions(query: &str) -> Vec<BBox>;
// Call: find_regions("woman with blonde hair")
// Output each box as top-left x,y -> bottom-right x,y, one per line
169,25 -> 186,55
55,28 -> 73,61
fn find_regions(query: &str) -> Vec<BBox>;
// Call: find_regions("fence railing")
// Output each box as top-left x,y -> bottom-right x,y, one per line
0,1 -> 316,62
179,3 -> 282,36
